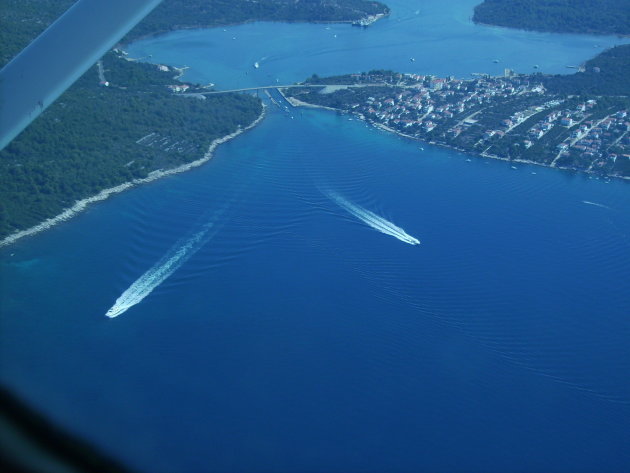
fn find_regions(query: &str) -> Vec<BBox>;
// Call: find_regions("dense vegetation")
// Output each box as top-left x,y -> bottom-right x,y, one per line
543,45 -> 630,96
0,0 -> 389,67
0,53 -> 262,239
473,0 -> 630,36
125,0 -> 389,42
0,0 -> 75,67
0,0 -> 388,240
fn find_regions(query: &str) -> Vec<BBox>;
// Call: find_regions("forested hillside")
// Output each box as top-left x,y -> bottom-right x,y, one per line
543,44 -> 630,95
473,0 -> 630,36
0,0 -> 388,68
0,0 -> 74,67
0,0 -> 388,240
125,0 -> 389,42
0,53 -> 262,238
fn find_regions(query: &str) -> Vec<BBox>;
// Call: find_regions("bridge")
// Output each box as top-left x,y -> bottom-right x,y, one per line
183,82 -> 395,97
184,84 -> 321,95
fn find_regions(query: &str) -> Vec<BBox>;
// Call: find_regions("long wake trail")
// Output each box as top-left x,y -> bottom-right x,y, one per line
105,221 -> 216,318
582,200 -> 610,209
325,190 -> 420,245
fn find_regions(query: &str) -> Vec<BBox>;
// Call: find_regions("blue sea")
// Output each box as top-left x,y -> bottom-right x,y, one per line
2,1 -> 630,471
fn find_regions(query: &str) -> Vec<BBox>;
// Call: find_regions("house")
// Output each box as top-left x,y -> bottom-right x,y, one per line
540,123 -> 553,132
429,78 -> 445,91
167,84 -> 191,93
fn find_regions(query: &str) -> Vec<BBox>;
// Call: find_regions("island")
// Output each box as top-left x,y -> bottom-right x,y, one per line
472,0 -> 630,36
0,0 -> 390,244
282,45 -> 630,179
124,0 -> 390,42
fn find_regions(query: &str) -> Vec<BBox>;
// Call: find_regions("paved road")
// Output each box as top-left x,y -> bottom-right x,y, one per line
189,82 -> 398,96
187,84 -> 321,95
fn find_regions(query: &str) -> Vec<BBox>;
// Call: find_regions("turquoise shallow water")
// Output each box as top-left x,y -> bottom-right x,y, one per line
2,1 -> 630,472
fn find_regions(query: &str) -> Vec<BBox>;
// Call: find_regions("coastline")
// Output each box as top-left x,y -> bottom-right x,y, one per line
288,99 -> 629,182
472,19 -> 630,39
2,7 -> 389,250
4,11 -> 627,249
0,105 -> 266,248
121,12 -> 390,46
377,117 -> 630,181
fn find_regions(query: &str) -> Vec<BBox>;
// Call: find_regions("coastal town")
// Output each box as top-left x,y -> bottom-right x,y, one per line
283,70 -> 630,178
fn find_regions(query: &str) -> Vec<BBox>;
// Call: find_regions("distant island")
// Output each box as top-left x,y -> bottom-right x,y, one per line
124,0 -> 390,43
0,0 -> 390,243
473,0 -> 630,36
0,0 -> 389,67
283,45 -> 630,179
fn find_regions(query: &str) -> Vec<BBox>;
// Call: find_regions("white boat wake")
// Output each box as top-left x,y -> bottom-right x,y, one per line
325,190 -> 420,245
582,200 -> 610,209
105,221 -> 216,318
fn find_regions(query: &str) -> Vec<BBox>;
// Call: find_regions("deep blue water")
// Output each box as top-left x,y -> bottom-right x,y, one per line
2,1 -> 630,472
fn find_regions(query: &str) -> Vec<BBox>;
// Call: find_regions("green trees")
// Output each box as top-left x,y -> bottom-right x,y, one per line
0,0 -> 390,240
543,45 -> 630,96
473,0 -> 630,36
0,0 -> 75,67
124,0 -> 389,42
0,54 -> 262,239
1,1 -> 389,68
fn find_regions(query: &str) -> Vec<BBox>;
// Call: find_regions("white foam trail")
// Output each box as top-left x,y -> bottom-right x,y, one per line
326,190 -> 420,245
582,200 -> 610,209
105,222 -> 216,318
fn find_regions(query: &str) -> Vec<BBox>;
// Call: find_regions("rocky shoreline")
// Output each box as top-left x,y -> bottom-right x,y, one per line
0,106 -> 266,248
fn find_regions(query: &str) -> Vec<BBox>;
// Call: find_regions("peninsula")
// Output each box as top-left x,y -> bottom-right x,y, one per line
0,0 -> 390,243
472,0 -> 630,36
283,45 -> 630,179
124,0 -> 390,42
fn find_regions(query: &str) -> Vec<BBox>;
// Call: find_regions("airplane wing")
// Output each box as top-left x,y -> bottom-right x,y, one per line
0,0 -> 163,150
